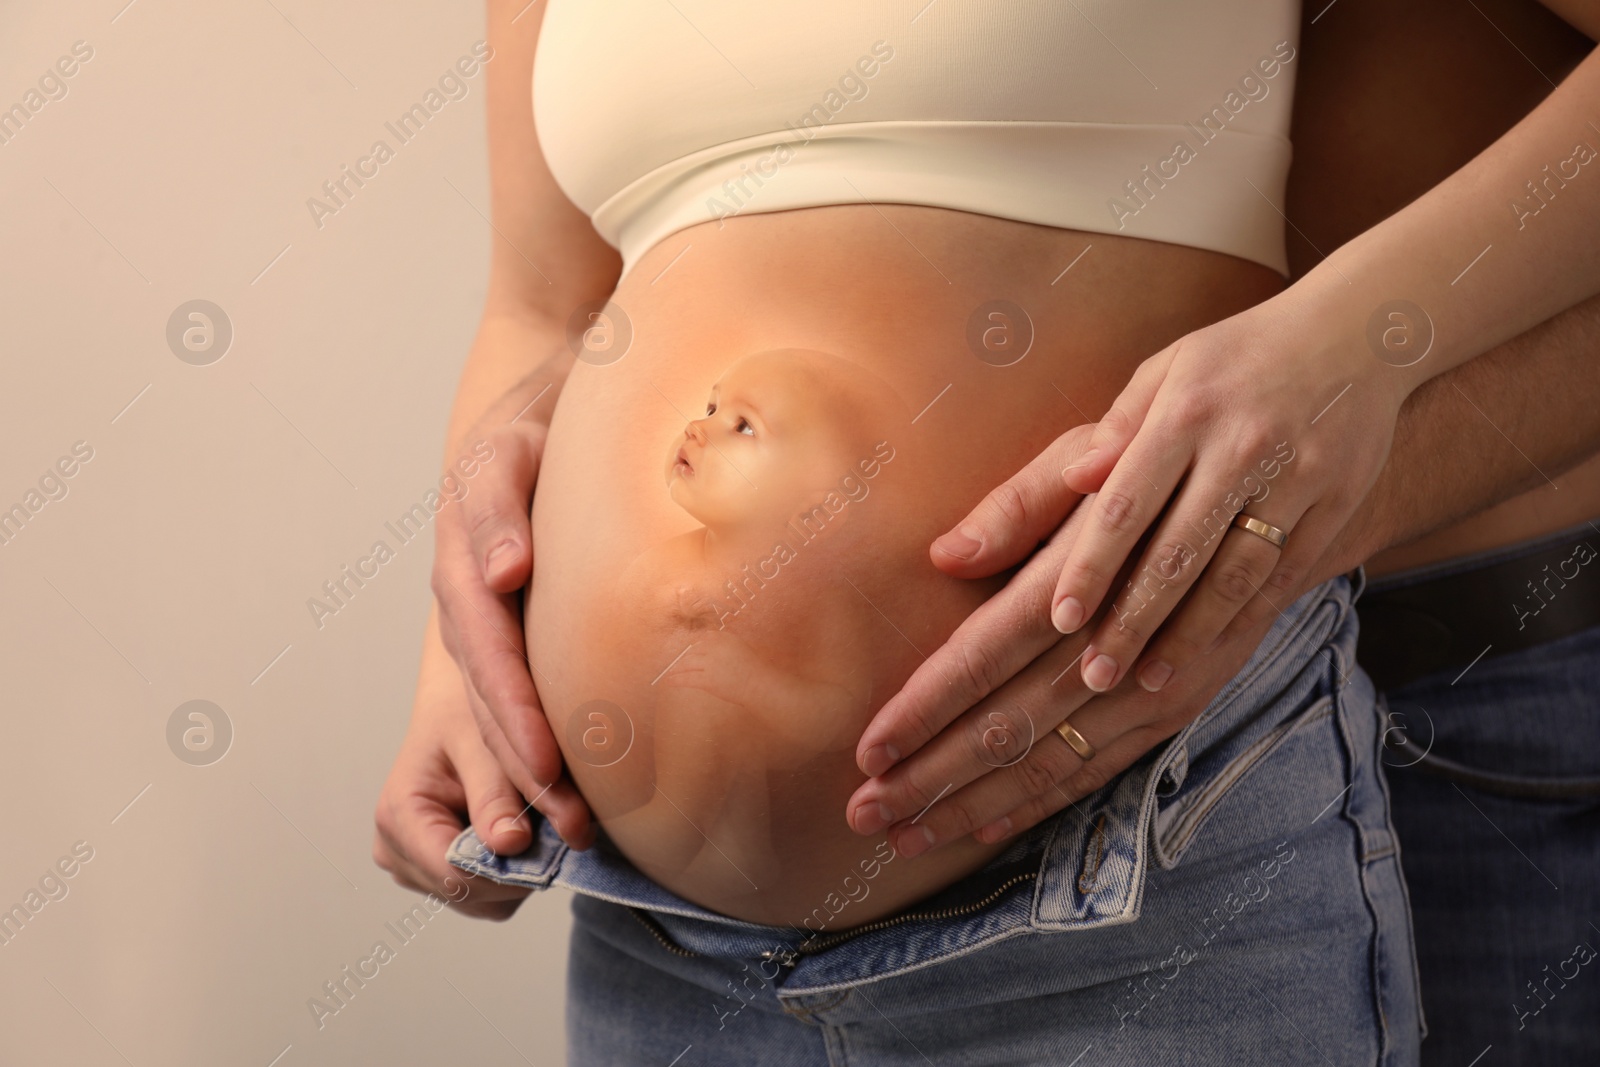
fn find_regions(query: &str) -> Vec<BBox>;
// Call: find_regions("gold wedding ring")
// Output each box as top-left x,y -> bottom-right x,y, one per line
1233,513 -> 1289,549
1055,719 -> 1096,761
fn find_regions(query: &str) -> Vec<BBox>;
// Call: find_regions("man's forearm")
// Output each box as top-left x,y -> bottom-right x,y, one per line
1323,291 -> 1600,575
441,311 -> 576,464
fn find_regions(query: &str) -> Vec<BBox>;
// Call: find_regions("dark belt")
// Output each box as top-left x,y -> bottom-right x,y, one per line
1355,525 -> 1600,694
1356,524 -> 1600,801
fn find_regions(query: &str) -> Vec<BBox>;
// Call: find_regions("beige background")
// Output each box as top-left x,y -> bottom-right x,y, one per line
0,2 -> 572,1064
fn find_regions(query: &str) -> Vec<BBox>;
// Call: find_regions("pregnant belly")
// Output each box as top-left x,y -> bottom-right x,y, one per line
527,204 -> 1280,927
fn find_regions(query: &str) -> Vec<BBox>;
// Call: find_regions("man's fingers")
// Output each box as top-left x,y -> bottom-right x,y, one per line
854,532 -> 1072,778
528,777 -> 595,852
432,424 -> 546,784
968,740 -> 1144,847
435,562 -> 565,791
884,700 -> 1129,857
849,625 -> 1093,834
931,423 -> 1105,578
459,423 -> 544,593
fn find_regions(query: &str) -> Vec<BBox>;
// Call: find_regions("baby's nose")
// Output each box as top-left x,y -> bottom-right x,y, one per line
685,420 -> 708,443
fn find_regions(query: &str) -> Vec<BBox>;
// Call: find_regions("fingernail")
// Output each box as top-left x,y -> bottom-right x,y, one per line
492,814 -> 529,840
854,802 -> 895,835
1063,448 -> 1099,474
1139,660 -> 1174,692
897,825 -> 935,858
485,540 -> 517,573
1052,595 -> 1085,634
861,743 -> 901,777
1083,653 -> 1118,692
976,817 -> 1012,843
936,526 -> 983,561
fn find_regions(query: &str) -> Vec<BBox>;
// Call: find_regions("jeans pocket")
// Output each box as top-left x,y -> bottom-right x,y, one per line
1152,693 -> 1338,870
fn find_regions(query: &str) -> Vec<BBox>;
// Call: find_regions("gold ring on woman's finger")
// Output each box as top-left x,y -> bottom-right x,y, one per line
1232,513 -> 1289,549
1054,718 -> 1096,761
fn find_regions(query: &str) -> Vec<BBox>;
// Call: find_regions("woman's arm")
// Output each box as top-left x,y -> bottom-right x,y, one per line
1031,24 -> 1600,695
386,0 -> 621,865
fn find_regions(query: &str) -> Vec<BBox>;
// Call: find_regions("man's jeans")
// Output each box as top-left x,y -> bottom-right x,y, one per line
452,575 -> 1422,1065
1373,527 -> 1600,1066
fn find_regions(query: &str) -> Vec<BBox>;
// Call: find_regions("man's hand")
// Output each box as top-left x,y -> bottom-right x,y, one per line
845,419 -> 1306,857
845,426 -> 1126,853
917,587 -> 1281,848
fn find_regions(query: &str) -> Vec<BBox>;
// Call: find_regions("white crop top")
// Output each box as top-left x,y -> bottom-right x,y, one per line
533,1 -> 1301,276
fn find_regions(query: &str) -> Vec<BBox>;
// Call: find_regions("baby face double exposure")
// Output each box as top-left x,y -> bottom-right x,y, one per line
666,351 -> 865,531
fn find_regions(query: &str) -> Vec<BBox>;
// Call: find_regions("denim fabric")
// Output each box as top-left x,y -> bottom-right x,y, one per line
1380,622 -> 1600,1066
451,576 -> 1421,1065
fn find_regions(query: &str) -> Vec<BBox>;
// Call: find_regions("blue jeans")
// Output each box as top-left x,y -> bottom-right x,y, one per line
1371,529 -> 1600,1065
451,575 -> 1422,1065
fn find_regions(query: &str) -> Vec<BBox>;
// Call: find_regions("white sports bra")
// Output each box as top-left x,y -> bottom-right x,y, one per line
534,1 -> 1300,276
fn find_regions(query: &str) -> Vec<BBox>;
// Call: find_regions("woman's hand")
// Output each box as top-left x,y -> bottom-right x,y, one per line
1034,292 -> 1400,696
375,615 -> 588,918
419,0 -> 622,850
847,290 -> 1405,855
430,369 -> 595,846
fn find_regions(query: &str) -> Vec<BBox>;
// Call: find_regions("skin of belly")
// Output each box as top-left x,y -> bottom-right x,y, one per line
526,204 -> 1281,927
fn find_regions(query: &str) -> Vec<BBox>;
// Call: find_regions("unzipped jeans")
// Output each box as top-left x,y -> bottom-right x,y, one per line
451,575 -> 1423,1065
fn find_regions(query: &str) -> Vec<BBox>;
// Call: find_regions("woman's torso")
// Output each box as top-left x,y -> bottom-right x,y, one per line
526,0 -> 1295,926
529,210 -> 1282,925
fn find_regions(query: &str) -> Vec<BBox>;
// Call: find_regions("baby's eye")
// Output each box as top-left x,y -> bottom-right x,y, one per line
735,418 -> 754,436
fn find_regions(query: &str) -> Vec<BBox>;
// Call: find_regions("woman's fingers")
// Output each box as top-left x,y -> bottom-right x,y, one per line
1057,339 -> 1176,493
930,423 -> 1107,578
462,678 -> 594,850
1075,454 -> 1310,693
1135,503 -> 1332,689
1049,425 -> 1191,636
453,724 -> 536,856
1139,499 -> 1337,684
372,744 -> 532,922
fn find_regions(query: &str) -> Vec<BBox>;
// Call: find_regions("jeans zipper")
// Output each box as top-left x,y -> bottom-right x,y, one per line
630,870 -> 1041,967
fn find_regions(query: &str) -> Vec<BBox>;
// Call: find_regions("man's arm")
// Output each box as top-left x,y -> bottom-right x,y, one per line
1324,290 -> 1600,575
